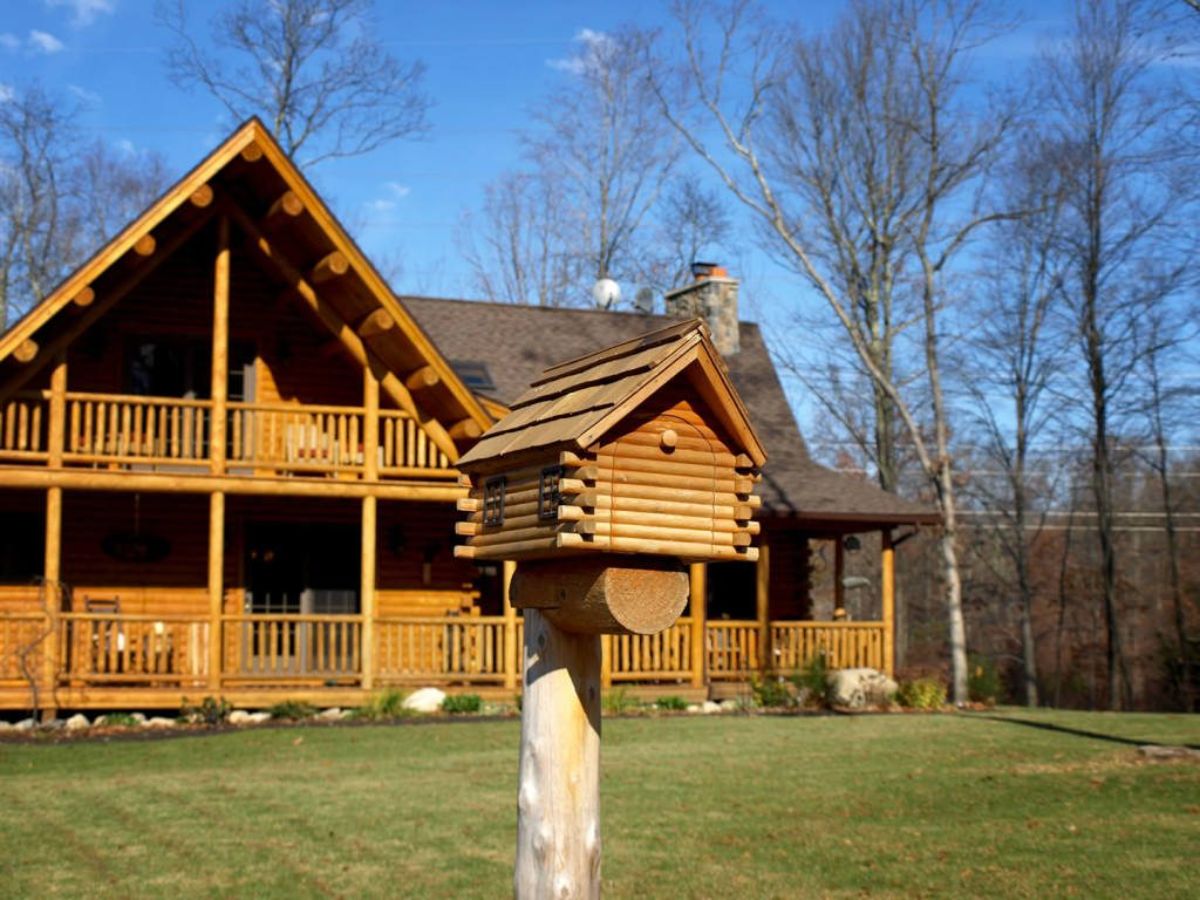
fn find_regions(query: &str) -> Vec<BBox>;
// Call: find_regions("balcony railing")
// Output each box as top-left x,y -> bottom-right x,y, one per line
0,391 -> 455,479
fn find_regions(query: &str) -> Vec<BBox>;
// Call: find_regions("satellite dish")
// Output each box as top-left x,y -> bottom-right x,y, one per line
634,287 -> 655,314
592,278 -> 620,308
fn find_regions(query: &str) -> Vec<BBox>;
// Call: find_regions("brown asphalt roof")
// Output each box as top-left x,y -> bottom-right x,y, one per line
402,296 -> 938,528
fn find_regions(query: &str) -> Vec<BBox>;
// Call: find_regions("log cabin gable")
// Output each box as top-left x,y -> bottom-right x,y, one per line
0,118 -> 492,464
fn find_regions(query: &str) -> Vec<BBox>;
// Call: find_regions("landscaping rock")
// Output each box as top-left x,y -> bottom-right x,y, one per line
1138,744 -> 1200,761
702,700 -> 722,715
829,668 -> 898,709
246,712 -> 271,724
403,687 -> 446,713
65,713 -> 90,731
719,698 -> 743,712
315,707 -> 343,721
42,718 -> 66,730
131,713 -> 146,724
228,710 -> 253,725
144,717 -> 175,729
686,704 -> 701,713
14,718 -> 35,731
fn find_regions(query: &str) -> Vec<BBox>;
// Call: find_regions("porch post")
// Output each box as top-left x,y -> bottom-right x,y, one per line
881,529 -> 895,677
600,635 -> 613,690
361,495 -> 377,691
210,214 -> 230,476
502,559 -> 518,691
833,538 -> 846,618
756,540 -> 770,673
207,491 -> 225,691
690,562 -> 707,688
41,485 -> 62,720
47,353 -> 66,468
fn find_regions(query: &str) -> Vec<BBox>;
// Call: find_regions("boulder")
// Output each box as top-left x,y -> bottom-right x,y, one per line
246,712 -> 272,724
228,710 -> 253,725
686,704 -> 701,713
315,707 -> 343,721
403,687 -> 446,713
702,700 -> 722,715
42,718 -> 66,730
144,716 -> 176,729
14,718 -> 35,731
65,714 -> 90,731
828,668 -> 898,709
131,713 -> 146,724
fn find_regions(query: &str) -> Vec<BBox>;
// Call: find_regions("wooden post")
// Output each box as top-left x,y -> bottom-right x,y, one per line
600,635 -> 613,690
882,529 -> 895,677
363,363 -> 380,480
503,559 -> 518,691
834,537 -> 846,618
756,540 -> 770,672
41,486 -> 62,720
210,215 -> 230,476
47,353 -> 66,468
207,492 -> 225,691
361,495 -> 377,691
516,609 -> 602,900
690,562 -> 707,688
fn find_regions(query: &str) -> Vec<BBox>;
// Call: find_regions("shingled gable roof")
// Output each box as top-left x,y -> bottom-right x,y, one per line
404,296 -> 938,528
457,318 -> 766,471
0,118 -> 492,461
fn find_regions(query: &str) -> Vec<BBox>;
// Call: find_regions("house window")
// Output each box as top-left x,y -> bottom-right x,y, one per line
0,514 -> 43,584
538,466 -> 562,521
451,360 -> 497,393
483,476 -> 506,526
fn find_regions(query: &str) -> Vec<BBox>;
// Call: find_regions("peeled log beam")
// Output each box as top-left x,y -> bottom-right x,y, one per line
511,557 -> 689,636
356,308 -> 394,339
263,190 -> 304,229
241,142 -> 264,162
405,364 -> 440,393
310,250 -> 350,283
515,609 -> 601,899
449,418 -> 482,441
133,234 -> 156,257
72,286 -> 94,307
190,184 -> 214,208
14,339 -> 37,363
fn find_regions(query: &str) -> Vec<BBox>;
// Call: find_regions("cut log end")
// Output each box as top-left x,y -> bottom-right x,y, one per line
241,142 -> 264,162
357,308 -> 395,340
189,184 -> 214,208
449,418 -> 483,441
310,250 -> 350,283
133,234 -> 156,257
72,286 -> 95,308
405,364 -> 440,392
13,338 -> 38,364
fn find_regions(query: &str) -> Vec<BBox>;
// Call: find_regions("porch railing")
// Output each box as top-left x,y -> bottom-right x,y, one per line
223,615 -> 361,680
67,392 -> 211,465
59,613 -> 210,684
706,620 -> 762,680
610,619 -> 692,682
770,621 -> 886,672
0,614 -> 49,683
375,616 -> 507,683
0,395 -> 47,462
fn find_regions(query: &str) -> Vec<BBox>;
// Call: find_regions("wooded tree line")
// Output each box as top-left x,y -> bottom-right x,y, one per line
1,0 -> 1197,708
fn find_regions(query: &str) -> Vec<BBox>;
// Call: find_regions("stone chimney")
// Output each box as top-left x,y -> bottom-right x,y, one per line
664,262 -> 739,356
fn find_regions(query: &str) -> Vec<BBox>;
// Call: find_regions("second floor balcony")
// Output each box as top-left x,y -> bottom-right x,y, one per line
0,390 -> 457,482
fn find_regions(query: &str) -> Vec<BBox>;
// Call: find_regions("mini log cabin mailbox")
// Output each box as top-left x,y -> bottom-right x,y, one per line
454,318 -> 766,899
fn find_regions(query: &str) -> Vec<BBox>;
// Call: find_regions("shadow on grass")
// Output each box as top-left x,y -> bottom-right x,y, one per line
967,712 -> 1200,750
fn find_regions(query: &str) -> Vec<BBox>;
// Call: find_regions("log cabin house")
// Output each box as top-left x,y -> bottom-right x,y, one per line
0,120 -> 935,715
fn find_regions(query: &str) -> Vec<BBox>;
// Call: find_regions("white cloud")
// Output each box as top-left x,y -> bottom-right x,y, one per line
68,83 -> 101,106
366,198 -> 396,214
45,0 -> 115,27
385,181 -> 411,200
0,33 -> 20,51
0,84 -> 14,104
546,27 -> 612,75
29,30 -> 65,54
115,138 -> 136,156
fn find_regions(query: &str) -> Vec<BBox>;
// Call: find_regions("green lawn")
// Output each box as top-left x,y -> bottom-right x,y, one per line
0,709 -> 1197,898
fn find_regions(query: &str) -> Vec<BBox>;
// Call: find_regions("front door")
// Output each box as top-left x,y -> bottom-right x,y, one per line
242,523 -> 360,677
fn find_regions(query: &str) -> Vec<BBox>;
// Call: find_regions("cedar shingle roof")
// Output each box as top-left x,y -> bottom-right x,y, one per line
403,296 -> 938,528
456,318 -> 765,469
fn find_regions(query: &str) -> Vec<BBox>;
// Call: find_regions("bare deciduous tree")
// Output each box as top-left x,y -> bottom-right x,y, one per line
1042,0 -> 1194,709
158,0 -> 430,167
651,0 -> 1015,703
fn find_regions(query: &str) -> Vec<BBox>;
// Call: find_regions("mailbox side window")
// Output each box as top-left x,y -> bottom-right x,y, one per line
538,466 -> 563,520
483,476 -> 506,526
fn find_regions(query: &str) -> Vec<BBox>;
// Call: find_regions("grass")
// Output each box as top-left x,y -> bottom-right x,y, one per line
0,708 -> 1196,898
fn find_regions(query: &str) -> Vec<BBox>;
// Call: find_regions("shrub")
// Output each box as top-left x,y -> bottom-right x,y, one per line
790,654 -> 832,709
897,677 -> 947,710
968,654 -> 1001,706
180,696 -> 231,726
267,700 -> 317,721
97,712 -> 139,728
441,694 -> 483,714
654,695 -> 689,711
356,689 -> 410,720
752,676 -> 795,709
602,688 -> 638,715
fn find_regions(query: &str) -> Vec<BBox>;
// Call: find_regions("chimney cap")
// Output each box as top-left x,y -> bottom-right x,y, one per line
690,261 -> 729,280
